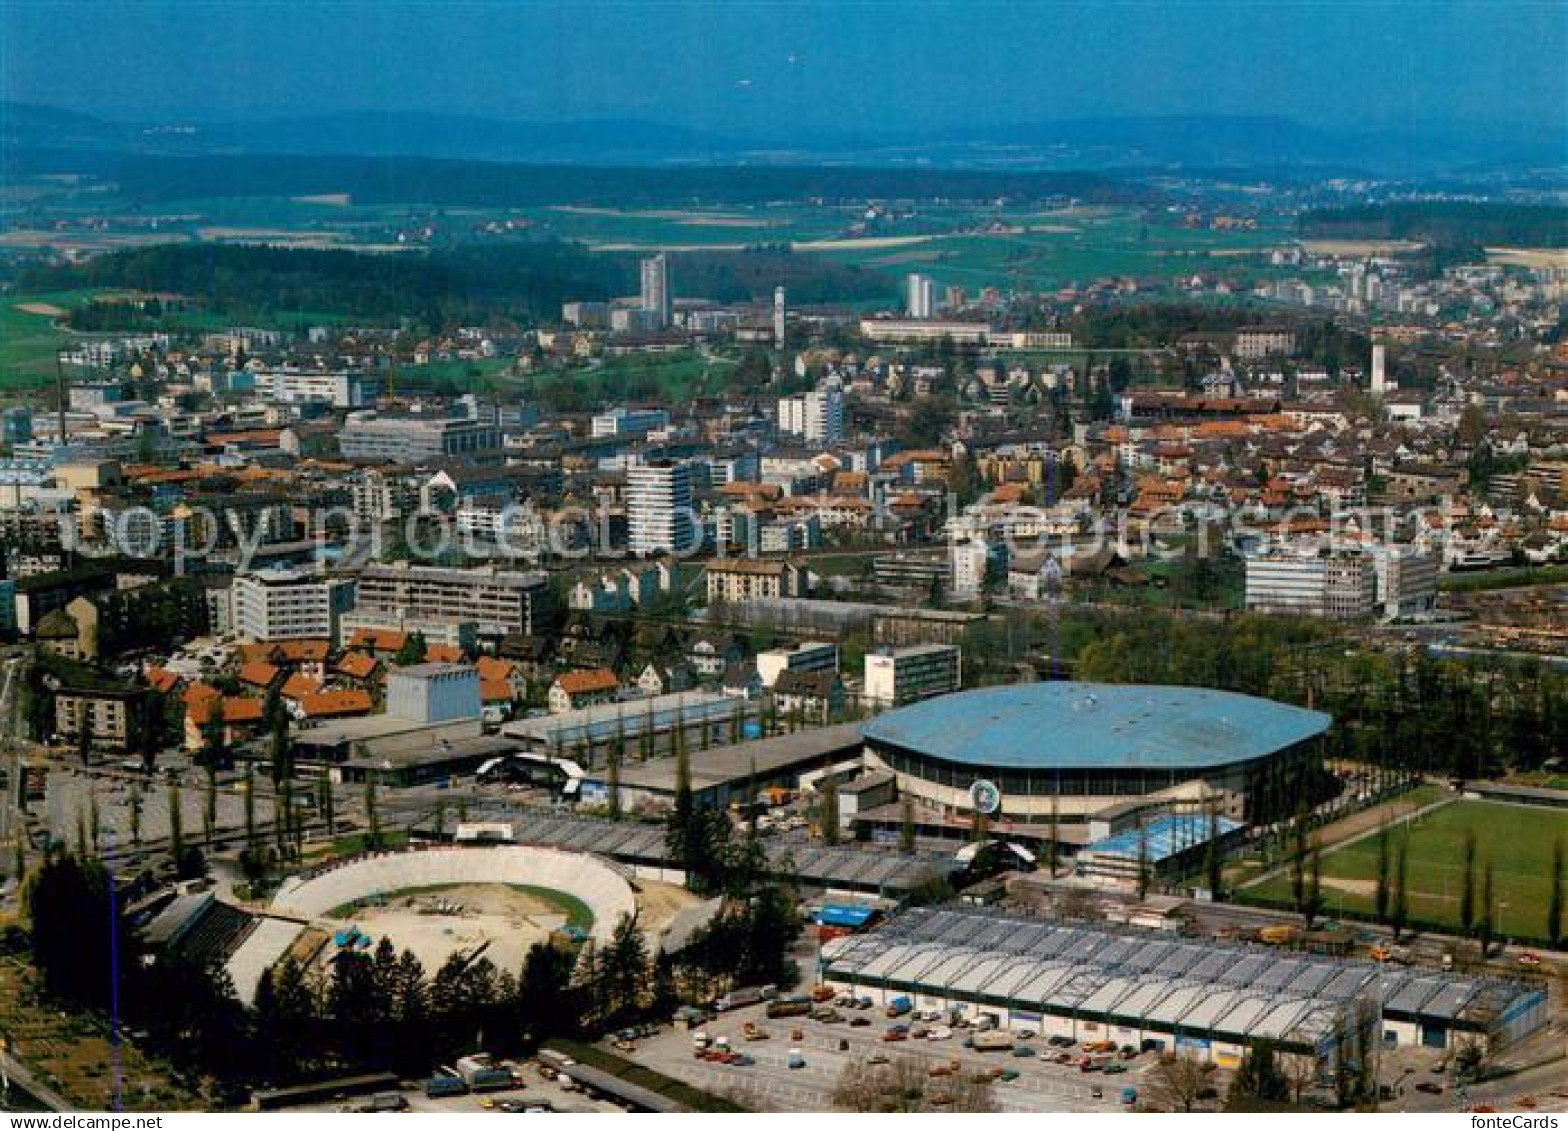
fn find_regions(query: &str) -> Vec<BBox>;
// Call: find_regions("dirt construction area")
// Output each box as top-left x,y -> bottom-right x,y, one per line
319,884 -> 571,974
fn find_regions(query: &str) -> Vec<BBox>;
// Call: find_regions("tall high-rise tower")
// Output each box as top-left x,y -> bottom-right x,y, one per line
773,286 -> 787,348
628,459 -> 694,555
1370,342 -> 1387,395
905,273 -> 933,319
640,253 -> 672,328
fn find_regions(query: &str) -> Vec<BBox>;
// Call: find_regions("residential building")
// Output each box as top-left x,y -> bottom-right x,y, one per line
1233,326 -> 1297,358
771,669 -> 845,725
232,568 -> 356,644
54,686 -> 145,752
905,273 -> 934,319
777,383 -> 844,444
863,643 -> 962,709
549,667 -> 621,714
705,559 -> 807,604
628,459 -> 695,555
640,253 -> 672,328
949,537 -> 994,599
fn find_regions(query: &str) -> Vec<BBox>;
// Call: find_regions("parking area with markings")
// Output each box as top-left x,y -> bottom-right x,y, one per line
612,999 -> 1163,1112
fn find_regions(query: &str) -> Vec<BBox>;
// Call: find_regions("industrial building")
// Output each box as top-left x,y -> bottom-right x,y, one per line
820,906 -> 1547,1063
862,682 -> 1330,826
427,808 -> 957,899
500,689 -> 757,768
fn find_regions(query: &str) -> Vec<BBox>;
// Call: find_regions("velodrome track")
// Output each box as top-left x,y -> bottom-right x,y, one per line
270,844 -> 638,943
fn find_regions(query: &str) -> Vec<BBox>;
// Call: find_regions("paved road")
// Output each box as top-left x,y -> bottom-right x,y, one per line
0,1046 -> 74,1112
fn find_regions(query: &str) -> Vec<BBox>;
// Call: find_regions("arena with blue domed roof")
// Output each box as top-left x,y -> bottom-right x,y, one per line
861,682 -> 1331,826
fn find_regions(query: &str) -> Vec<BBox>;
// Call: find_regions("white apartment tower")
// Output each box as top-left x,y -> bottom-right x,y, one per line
640,253 -> 672,328
777,383 -> 844,444
628,459 -> 694,555
232,568 -> 356,644
905,273 -> 934,319
773,286 -> 787,348
1370,342 -> 1388,395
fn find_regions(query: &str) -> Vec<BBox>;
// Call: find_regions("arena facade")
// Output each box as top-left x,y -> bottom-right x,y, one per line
861,682 -> 1331,826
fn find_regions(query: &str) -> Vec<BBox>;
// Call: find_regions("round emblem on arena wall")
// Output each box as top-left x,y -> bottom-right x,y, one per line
969,778 -> 1001,815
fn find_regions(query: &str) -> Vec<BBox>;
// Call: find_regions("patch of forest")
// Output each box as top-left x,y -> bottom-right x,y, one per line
19,241 -> 892,328
1299,202 -> 1568,249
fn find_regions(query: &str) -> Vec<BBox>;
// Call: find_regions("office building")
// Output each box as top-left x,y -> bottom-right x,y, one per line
863,643 -> 962,709
264,369 -> 372,408
591,406 -> 670,439
755,641 -> 839,689
1369,546 -> 1439,620
355,562 -> 550,637
232,568 -> 356,644
640,253 -> 672,329
338,410 -> 501,463
1244,548 -> 1375,620
627,459 -> 694,555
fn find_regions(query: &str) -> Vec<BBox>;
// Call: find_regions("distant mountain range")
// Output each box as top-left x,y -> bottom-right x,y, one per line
2,100 -> 1561,175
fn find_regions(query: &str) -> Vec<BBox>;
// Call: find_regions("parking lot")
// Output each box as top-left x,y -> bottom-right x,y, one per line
617,999 -> 1168,1112
295,1061 -> 626,1115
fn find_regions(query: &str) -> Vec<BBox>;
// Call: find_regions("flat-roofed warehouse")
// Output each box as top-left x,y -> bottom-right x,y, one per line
501,690 -> 758,769
580,721 -> 866,810
820,906 -> 1546,1065
416,808 -> 957,899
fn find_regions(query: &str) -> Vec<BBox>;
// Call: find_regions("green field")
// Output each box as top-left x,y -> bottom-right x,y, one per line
1243,799 -> 1565,942
529,348 -> 739,410
521,201 -> 1297,291
0,291 -> 97,389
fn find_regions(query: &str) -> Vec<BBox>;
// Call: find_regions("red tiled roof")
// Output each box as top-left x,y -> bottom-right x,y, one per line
349,628 -> 408,652
554,668 -> 619,695
280,672 -> 324,700
297,690 -> 373,718
144,666 -> 181,694
474,656 -> 517,682
335,652 -> 380,680
237,661 -> 281,688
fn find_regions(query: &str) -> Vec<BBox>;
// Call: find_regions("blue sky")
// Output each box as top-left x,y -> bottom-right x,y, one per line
2,0 -> 1564,139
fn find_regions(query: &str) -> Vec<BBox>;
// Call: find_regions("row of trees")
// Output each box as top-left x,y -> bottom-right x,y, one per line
23,839 -> 790,1095
1067,609 -> 1568,781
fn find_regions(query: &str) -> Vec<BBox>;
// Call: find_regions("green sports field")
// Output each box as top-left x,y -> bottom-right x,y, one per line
1243,799 -> 1564,942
